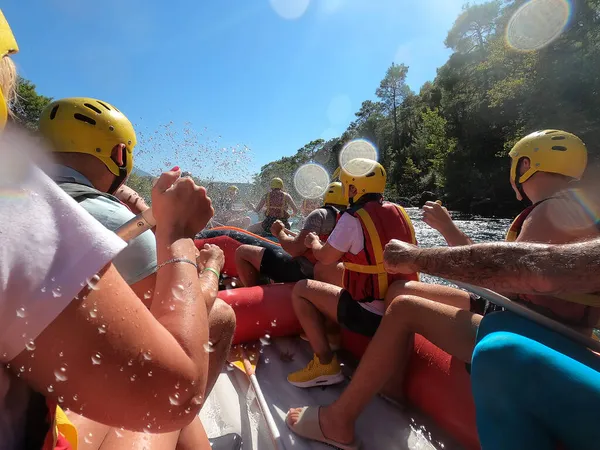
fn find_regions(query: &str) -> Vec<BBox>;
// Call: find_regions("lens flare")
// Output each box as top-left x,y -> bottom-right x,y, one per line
294,163 -> 330,199
506,0 -> 571,51
339,139 -> 378,176
269,0 -> 310,20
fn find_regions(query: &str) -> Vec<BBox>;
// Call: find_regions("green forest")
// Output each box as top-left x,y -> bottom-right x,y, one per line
12,0 -> 600,216
253,0 -> 600,216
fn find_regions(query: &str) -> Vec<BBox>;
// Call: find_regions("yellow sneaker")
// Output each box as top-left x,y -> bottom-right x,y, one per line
287,354 -> 345,388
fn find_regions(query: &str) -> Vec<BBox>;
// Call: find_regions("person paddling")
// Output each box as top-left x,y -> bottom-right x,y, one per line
235,181 -> 347,287
286,158 -> 418,396
286,131 -> 600,449
247,177 -> 299,235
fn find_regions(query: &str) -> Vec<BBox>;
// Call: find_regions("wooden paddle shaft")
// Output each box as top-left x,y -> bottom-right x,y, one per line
454,281 -> 600,353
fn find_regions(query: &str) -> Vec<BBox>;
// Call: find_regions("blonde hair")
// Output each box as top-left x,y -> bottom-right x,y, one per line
0,56 -> 17,115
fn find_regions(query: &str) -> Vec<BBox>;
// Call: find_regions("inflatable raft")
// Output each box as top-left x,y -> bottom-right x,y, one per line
196,228 -> 478,450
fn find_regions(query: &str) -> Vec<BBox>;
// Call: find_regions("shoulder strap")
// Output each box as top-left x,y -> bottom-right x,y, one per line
57,182 -> 121,204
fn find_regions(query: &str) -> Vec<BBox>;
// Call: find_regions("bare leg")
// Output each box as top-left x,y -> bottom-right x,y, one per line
246,222 -> 264,235
235,245 -> 265,287
384,280 -> 471,310
314,262 -> 344,287
288,295 -> 481,445
99,427 -> 180,450
292,279 -> 342,364
176,416 -> 212,450
206,298 -> 236,396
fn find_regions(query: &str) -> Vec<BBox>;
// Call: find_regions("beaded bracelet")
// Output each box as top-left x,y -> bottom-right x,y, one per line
156,258 -> 199,271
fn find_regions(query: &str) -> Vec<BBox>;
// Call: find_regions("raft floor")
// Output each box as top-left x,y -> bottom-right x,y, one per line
200,336 -> 463,450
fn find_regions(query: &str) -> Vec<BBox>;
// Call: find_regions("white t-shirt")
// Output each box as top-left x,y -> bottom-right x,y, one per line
327,212 -> 365,255
0,165 -> 126,449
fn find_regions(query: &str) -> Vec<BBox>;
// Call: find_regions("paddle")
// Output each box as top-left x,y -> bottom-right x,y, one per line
115,208 -> 156,241
227,345 -> 285,450
453,281 -> 600,353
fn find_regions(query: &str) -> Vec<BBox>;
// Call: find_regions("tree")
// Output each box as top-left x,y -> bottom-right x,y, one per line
375,63 -> 410,158
11,76 -> 52,130
445,1 -> 501,56
126,173 -> 153,205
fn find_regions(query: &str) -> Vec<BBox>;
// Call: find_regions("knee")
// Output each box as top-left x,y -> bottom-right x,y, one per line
235,245 -> 251,262
385,293 -> 421,318
292,279 -> 311,306
471,332 -> 526,398
209,299 -> 236,337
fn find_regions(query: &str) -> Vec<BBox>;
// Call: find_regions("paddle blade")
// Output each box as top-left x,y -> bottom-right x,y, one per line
227,345 -> 259,374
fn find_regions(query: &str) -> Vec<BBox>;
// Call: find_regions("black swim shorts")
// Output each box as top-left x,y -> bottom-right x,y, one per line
260,247 -> 313,283
337,290 -> 383,337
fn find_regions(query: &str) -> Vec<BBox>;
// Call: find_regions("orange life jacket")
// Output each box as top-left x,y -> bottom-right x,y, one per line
507,198 -> 600,328
265,190 -> 288,219
341,198 -> 419,301
303,205 -> 339,265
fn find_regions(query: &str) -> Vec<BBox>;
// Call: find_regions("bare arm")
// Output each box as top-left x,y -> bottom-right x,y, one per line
10,171 -> 215,432
277,228 -> 310,257
384,238 -> 600,296
422,201 -> 472,246
286,194 -> 299,216
305,233 -> 345,265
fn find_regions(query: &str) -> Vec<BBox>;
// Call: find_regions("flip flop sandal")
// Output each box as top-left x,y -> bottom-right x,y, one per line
286,406 -> 361,450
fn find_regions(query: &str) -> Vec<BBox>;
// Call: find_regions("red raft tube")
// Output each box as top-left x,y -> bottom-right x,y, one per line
196,227 -> 479,450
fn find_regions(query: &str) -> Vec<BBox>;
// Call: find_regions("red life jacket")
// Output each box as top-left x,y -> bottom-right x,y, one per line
507,197 -> 600,328
265,190 -> 288,218
303,205 -> 340,265
341,198 -> 419,301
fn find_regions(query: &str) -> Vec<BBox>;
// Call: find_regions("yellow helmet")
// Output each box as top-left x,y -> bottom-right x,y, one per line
0,10 -> 19,131
271,177 -> 284,189
227,185 -> 239,193
340,158 -> 386,203
509,130 -> 587,184
39,98 -> 137,180
323,181 -> 346,206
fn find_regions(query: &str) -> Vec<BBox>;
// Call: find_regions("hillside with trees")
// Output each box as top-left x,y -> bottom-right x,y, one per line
253,0 -> 600,216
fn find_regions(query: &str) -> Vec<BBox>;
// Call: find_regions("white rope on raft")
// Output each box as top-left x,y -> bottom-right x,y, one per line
453,281 -> 600,353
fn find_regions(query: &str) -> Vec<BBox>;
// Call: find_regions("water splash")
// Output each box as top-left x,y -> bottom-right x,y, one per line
506,0 -> 571,51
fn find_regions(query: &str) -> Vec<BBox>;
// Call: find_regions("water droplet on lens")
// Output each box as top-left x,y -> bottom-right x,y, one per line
97,324 -> 107,334
172,284 -> 185,301
271,320 -> 277,327
142,350 -> 152,361
147,370 -> 153,377
47,384 -> 54,393
130,374 -> 137,382
265,357 -> 270,363
59,351 -> 64,358
226,363 -> 234,371
203,342 -> 215,353
86,274 -> 101,290
40,286 -> 47,293
169,304 -> 176,311
52,287 -> 62,298
89,308 -> 98,319
144,290 -> 152,300
115,428 -> 124,438
260,334 -> 271,346
73,394 -> 78,401
91,353 -> 102,365
169,393 -> 181,405
26,340 -> 36,351
191,394 -> 203,405
58,395 -> 64,403
84,433 -> 93,444
54,366 -> 68,382
16,307 -> 27,318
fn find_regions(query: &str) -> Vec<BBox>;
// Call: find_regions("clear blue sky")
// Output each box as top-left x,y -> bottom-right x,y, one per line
4,0 -> 467,182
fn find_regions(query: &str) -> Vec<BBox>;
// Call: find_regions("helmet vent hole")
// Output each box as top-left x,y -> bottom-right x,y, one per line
365,172 -> 375,178
49,105 -> 59,120
84,103 -> 102,114
95,148 -> 102,153
545,130 -> 559,134
97,101 -> 112,111
109,126 -> 115,132
551,136 -> 566,141
551,146 -> 567,151
74,114 -> 97,126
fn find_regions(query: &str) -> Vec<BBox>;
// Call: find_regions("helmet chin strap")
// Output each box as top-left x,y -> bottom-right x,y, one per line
108,167 -> 128,195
